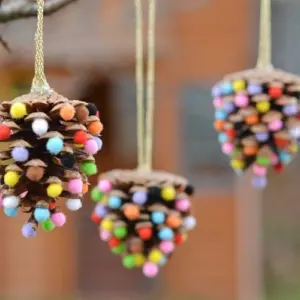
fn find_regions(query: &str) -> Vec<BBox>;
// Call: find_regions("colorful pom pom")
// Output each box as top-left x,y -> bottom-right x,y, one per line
66,198 -> 82,211
2,195 -> 20,208
47,183 -> 63,198
143,262 -> 159,278
11,147 -> 29,162
51,212 -> 66,227
32,118 -> 49,136
22,223 -> 36,238
4,171 -> 20,187
34,207 -> 50,223
97,179 -> 112,192
68,178 -> 83,194
60,104 -> 75,121
46,136 -> 64,155
0,125 -> 11,140
73,130 -> 88,144
10,102 -> 27,119
84,139 -> 99,155
80,162 -> 97,175
88,121 -> 103,135
4,207 -> 18,217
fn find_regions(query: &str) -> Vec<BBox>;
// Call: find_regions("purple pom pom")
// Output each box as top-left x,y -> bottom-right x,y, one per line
22,223 -> 36,238
252,176 -> 267,189
12,147 -> 29,162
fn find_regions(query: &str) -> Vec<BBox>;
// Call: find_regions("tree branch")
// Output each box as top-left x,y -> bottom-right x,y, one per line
0,0 -> 78,23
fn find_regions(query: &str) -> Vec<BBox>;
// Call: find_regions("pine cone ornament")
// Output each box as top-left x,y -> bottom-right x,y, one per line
0,92 -> 103,237
212,68 -> 300,188
91,169 -> 196,277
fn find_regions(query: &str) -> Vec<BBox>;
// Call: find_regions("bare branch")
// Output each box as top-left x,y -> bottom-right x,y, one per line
0,0 -> 77,23
0,35 -> 11,52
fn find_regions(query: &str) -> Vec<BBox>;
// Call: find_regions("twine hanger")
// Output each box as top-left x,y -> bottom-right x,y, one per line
135,0 -> 156,171
31,0 -> 52,94
256,0 -> 273,70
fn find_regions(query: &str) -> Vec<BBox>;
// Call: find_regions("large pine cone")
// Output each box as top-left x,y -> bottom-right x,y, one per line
0,91 -> 103,237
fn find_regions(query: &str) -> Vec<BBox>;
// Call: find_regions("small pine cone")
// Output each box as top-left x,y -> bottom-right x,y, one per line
0,91 -> 103,237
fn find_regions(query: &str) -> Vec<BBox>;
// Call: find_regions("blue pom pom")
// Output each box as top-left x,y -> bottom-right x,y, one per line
93,137 -> 103,151
46,137 -> 64,155
34,207 -> 50,223
4,207 -> 18,217
11,147 -> 29,162
158,227 -> 174,240
221,82 -> 233,95
215,110 -> 227,120
158,256 -> 167,266
279,152 -> 292,165
151,211 -> 165,224
108,196 -> 122,209
218,133 -> 228,144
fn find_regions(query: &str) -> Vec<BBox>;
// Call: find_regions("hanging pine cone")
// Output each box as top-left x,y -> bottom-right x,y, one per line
90,169 -> 196,278
0,91 -> 103,237
213,68 -> 300,189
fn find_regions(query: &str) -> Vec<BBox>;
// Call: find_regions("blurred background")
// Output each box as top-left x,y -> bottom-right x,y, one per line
0,0 -> 299,299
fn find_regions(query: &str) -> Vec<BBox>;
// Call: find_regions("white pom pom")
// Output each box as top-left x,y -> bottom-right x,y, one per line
290,127 -> 300,139
3,196 -> 20,209
32,118 -> 49,136
66,198 -> 82,211
183,216 -> 197,231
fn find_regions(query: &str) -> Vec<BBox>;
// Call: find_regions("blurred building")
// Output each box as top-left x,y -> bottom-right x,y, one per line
1,0 -> 300,300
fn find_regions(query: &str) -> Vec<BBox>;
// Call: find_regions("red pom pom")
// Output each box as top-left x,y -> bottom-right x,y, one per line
49,202 -> 56,210
108,237 -> 120,247
268,86 -> 282,98
74,130 -> 88,144
91,212 -> 101,224
174,233 -> 184,245
274,163 -> 284,173
138,228 -> 152,240
96,111 -> 100,118
0,125 -> 11,140
225,129 -> 236,139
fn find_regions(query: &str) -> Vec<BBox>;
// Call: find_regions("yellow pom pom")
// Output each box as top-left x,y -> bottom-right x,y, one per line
10,102 -> 27,119
231,159 -> 244,169
4,171 -> 20,187
47,183 -> 63,198
74,143 -> 84,149
134,253 -> 146,267
148,249 -> 163,263
290,143 -> 298,153
232,80 -> 246,91
101,218 -> 113,231
256,101 -> 270,113
161,187 -> 176,201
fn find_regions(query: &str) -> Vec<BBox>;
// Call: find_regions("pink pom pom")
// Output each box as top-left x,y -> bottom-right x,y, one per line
268,119 -> 283,131
100,230 -> 111,241
84,139 -> 98,155
175,198 -> 190,212
51,212 -> 66,227
159,241 -> 175,254
234,94 -> 248,107
271,153 -> 279,165
143,262 -> 159,278
68,178 -> 83,194
213,97 -> 223,108
97,179 -> 112,192
222,142 -> 234,155
253,164 -> 267,177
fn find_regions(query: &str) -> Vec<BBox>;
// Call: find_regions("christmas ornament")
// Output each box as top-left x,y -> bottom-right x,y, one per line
0,0 -> 103,237
212,0 -> 300,189
91,0 -> 195,277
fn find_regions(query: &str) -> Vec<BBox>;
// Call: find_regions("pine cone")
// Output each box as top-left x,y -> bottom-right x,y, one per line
0,92 -> 103,237
212,68 -> 300,189
90,169 -> 196,278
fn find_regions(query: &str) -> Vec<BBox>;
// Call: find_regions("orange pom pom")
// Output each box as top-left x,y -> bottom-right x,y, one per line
88,121 -> 103,135
166,214 -> 182,228
123,204 -> 140,220
60,104 -> 75,121
82,182 -> 89,194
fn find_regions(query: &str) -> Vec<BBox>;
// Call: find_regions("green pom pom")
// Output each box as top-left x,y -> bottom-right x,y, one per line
114,227 -> 127,239
80,162 -> 97,176
91,187 -> 103,202
122,254 -> 135,269
41,219 -> 55,232
257,156 -> 270,166
111,243 -> 126,255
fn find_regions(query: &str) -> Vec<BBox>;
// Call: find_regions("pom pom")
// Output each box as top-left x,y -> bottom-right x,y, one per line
132,190 -> 147,205
143,262 -> 159,278
158,227 -> 174,240
22,223 -> 36,238
91,187 -> 103,202
61,153 -> 76,168
11,146 -> 29,162
80,162 -> 97,175
175,198 -> 190,212
161,187 -> 176,201
101,218 -> 113,231
66,198 -> 82,211
4,171 -> 20,187
32,118 -> 49,136
100,230 -> 112,241
134,253 -> 146,267
4,207 -> 18,217
97,179 -> 112,192
123,204 -> 140,220
183,216 -> 197,230
0,125 -> 11,140
74,130 -> 88,144
3,195 -> 20,208
108,195 -> 122,209
75,105 -> 89,123
166,214 -> 182,228
88,121 -> 103,135
87,103 -> 98,115
10,102 -> 27,119
138,227 -> 152,240
84,139 -> 98,155
26,166 -> 44,181
114,226 -> 128,239
148,249 -> 163,263
122,254 -> 135,269
94,204 -> 108,217
51,212 -> 66,227
34,207 -> 50,223
93,137 -> 103,151
68,178 -> 83,194
47,183 -> 63,198
151,211 -> 165,224
159,241 -> 175,254
46,136 -> 64,155
41,219 -> 55,231
184,184 -> 194,195
59,103 -> 75,121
